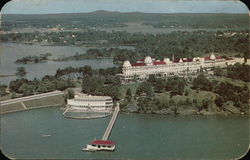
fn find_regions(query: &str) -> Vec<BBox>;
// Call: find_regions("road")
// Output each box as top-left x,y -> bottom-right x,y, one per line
0,91 -> 64,106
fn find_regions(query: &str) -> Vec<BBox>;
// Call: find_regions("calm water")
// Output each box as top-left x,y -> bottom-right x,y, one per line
0,43 -> 115,85
1,107 -> 249,160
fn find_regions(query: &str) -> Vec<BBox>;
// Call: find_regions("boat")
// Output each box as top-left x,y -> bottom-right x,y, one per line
82,140 -> 115,151
42,134 -> 52,137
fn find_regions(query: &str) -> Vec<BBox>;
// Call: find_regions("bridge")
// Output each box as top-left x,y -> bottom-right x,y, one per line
102,104 -> 120,140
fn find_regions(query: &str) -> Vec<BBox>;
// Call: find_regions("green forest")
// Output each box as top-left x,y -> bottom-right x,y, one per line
2,12 -> 249,31
1,29 -> 249,64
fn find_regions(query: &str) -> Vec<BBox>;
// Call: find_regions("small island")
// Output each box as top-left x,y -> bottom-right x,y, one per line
15,53 -> 52,64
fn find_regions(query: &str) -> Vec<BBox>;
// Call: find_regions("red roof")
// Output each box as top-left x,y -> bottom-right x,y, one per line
91,140 -> 115,146
153,61 -> 166,65
173,59 -> 180,63
131,62 -> 146,66
216,56 -> 223,59
182,59 -> 193,62
204,57 -> 211,60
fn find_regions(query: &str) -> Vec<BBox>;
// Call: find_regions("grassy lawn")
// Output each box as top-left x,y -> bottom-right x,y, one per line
155,88 -> 217,104
215,76 -> 250,88
1,103 -> 24,113
24,94 -> 64,108
119,82 -> 140,99
1,94 -> 64,114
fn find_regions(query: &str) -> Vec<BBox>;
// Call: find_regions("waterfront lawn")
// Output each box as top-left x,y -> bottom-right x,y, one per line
23,95 -> 64,109
1,103 -> 24,114
155,87 -> 218,113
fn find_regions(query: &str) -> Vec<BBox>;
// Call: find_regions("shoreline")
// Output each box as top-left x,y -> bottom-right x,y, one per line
1,104 -> 63,115
2,104 -> 248,116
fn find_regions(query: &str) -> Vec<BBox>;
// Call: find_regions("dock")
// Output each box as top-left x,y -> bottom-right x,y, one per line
102,104 -> 120,140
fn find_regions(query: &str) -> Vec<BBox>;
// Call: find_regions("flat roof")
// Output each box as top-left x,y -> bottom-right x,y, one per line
75,93 -> 112,100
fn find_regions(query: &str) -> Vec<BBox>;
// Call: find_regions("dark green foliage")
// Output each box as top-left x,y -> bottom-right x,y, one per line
2,12 -> 248,31
214,96 -> 224,107
82,65 -> 93,77
227,63 -> 250,82
136,82 -> 154,97
15,53 -> 51,64
104,75 -> 121,85
214,67 -> 224,76
18,83 -> 34,96
9,78 -> 29,92
214,82 -> 249,107
165,76 -> 186,96
192,74 -> 213,91
16,66 -> 26,77
56,80 -> 68,91
67,89 -> 74,99
82,75 -> 103,94
0,85 -> 8,97
36,83 -> 49,93
125,88 -> 132,102
1,29 -> 248,62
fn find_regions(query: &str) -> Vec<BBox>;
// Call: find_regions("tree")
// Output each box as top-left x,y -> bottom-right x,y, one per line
67,88 -> 74,99
214,96 -> 224,107
136,82 -> 153,97
18,83 -> 34,96
193,74 -> 213,91
125,88 -> 132,102
0,85 -> 8,97
82,65 -> 93,77
153,79 -> 166,93
147,74 -> 157,83
9,78 -> 29,92
214,67 -> 224,76
44,81 -> 56,92
16,66 -> 26,78
82,75 -> 92,93
166,76 -> 186,96
56,80 -> 68,90
36,83 -> 48,93
184,97 -> 192,106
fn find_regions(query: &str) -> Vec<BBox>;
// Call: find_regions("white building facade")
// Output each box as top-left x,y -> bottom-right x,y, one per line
119,53 -> 245,82
67,93 -> 113,112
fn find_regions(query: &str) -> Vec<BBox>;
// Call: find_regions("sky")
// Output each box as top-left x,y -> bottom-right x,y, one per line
1,0 -> 249,14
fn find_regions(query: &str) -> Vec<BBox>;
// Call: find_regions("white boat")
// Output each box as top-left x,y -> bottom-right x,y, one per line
42,134 -> 51,137
82,140 -> 115,151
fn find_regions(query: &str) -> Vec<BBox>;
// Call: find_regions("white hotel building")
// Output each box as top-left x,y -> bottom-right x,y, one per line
67,92 -> 113,112
119,53 -> 244,82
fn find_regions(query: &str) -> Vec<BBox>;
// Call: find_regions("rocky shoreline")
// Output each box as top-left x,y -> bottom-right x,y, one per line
121,105 -> 248,116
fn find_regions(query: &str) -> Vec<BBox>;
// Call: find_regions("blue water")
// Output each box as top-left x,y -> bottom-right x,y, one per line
1,107 -> 249,160
0,43 -> 115,85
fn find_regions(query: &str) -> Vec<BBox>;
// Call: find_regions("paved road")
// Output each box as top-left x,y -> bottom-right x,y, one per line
0,91 -> 64,106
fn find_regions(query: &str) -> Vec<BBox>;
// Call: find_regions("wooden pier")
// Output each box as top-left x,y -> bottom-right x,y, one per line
102,104 -> 120,140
